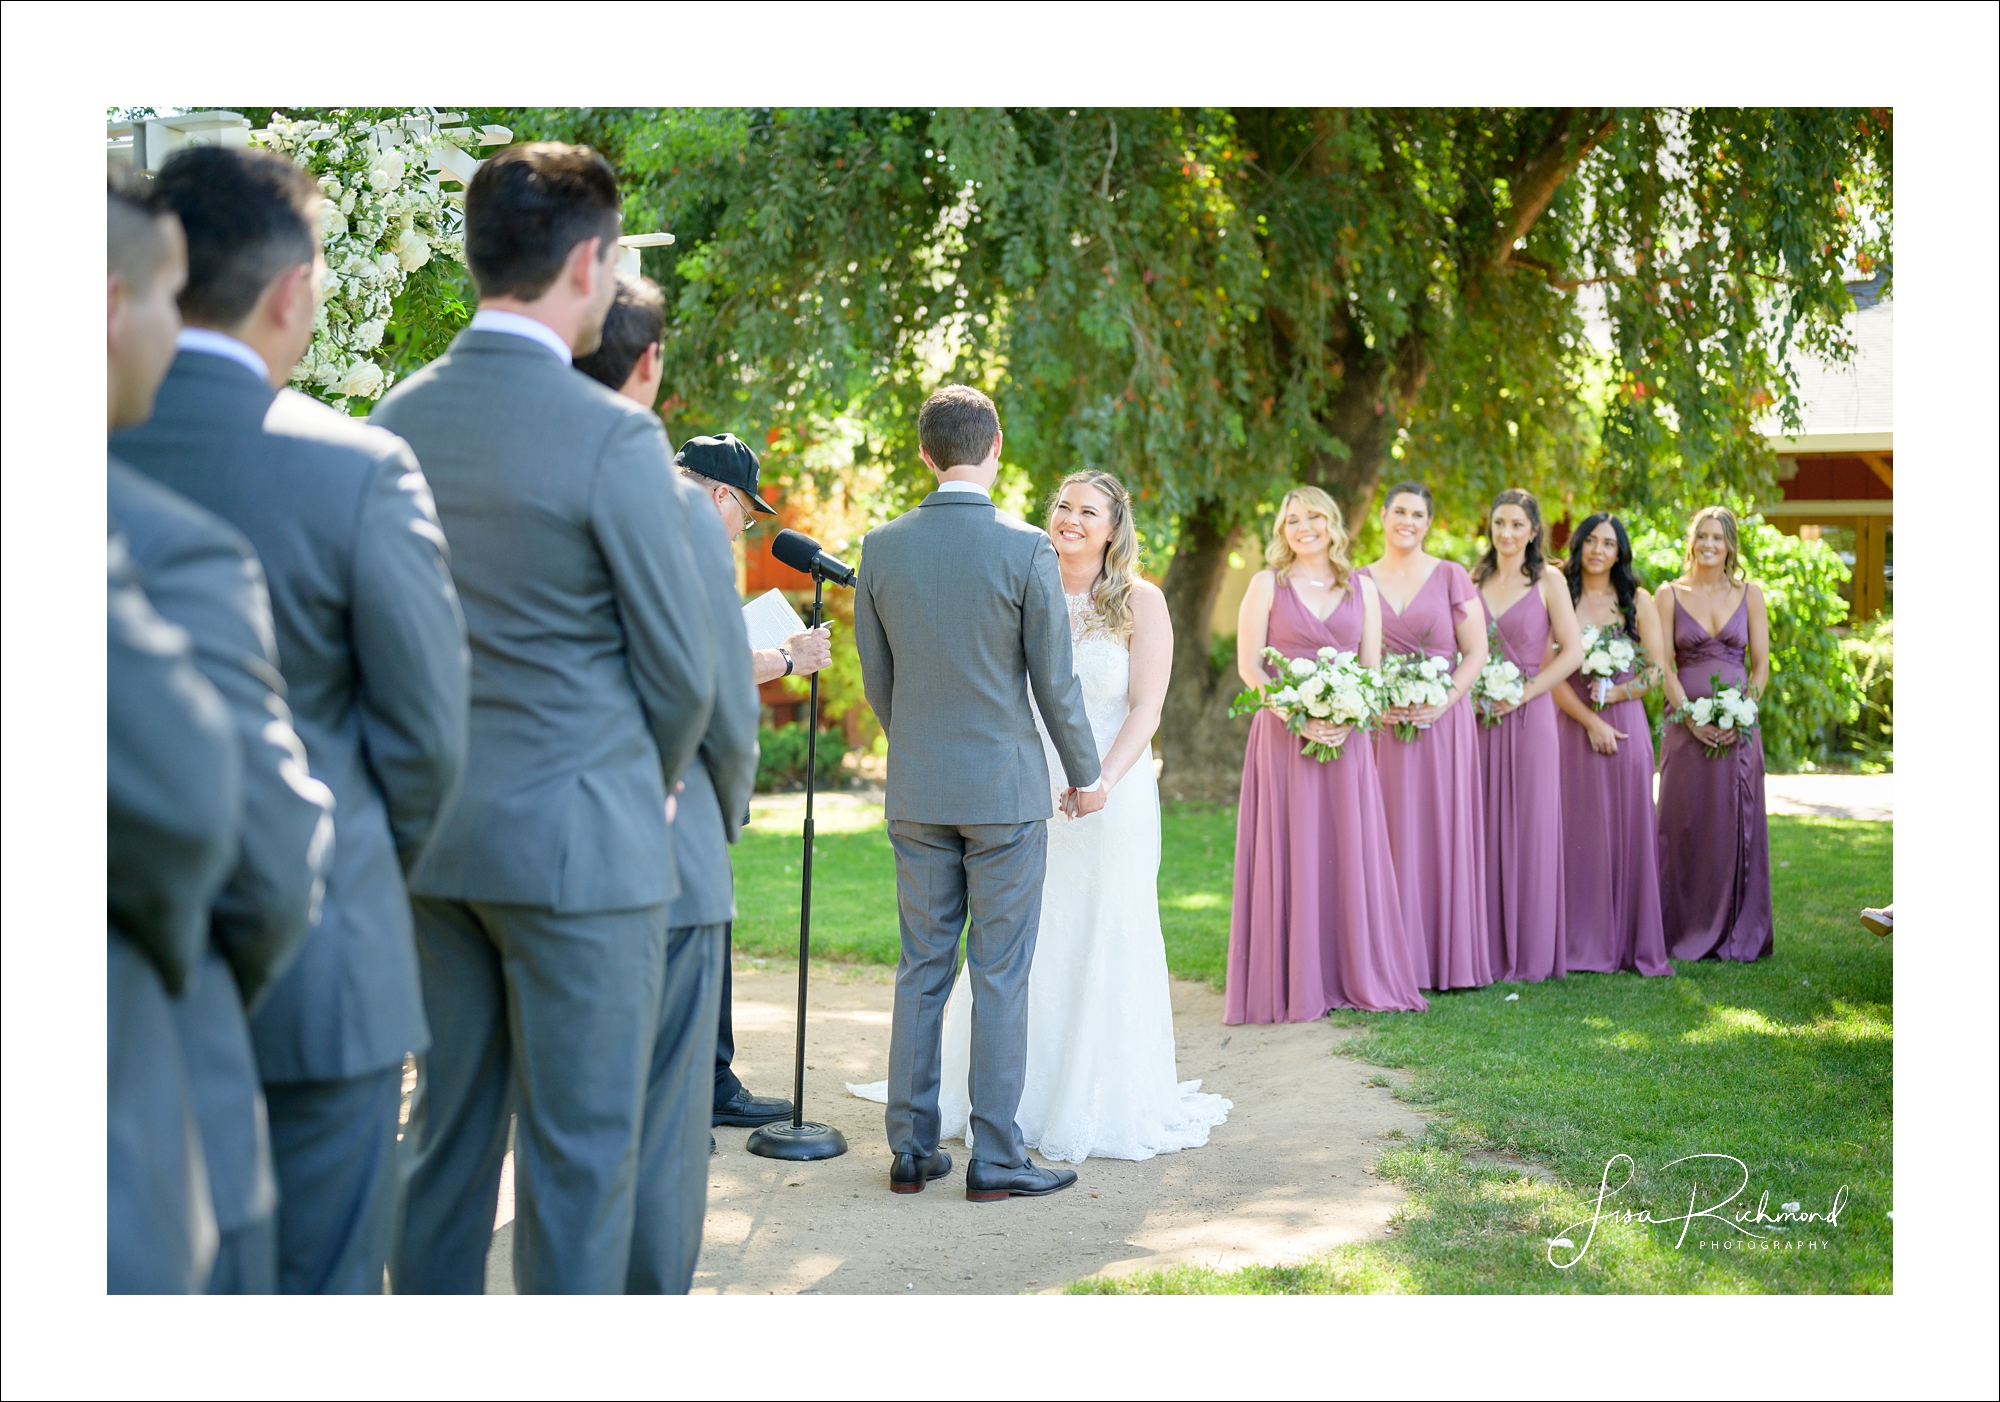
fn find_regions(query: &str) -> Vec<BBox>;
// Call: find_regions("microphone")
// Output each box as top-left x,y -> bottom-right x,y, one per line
771,528 -> 856,587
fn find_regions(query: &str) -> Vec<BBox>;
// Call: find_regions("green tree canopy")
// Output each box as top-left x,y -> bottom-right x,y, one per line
248,106 -> 1885,790
520,106 -> 1885,789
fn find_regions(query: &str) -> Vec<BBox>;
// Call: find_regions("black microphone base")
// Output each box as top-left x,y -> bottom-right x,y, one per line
745,1120 -> 849,1162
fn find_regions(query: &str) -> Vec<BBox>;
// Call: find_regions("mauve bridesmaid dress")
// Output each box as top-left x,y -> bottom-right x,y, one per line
1555,641 -> 1672,976
1360,561 -> 1493,990
1477,587 -> 1566,983
1226,582 -> 1427,1022
1655,592 -> 1774,961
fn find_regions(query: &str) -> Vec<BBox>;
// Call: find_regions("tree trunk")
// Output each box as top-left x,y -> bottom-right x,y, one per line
1155,500 -> 1250,802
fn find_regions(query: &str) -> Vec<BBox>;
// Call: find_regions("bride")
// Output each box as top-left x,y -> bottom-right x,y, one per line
851,469 -> 1230,1162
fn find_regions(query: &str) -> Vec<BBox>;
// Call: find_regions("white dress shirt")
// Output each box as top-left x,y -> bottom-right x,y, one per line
931,476 -> 1102,792
467,309 -> 573,365
176,327 -> 271,385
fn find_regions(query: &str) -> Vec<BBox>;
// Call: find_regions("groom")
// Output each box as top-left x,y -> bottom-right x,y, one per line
853,385 -> 1103,1201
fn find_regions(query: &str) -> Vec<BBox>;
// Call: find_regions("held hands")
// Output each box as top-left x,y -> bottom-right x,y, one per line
1687,720 -> 1738,750
1480,696 -> 1521,722
1587,719 -> 1628,756
1299,718 -> 1352,751
1061,784 -> 1110,819
1394,696 -> 1453,728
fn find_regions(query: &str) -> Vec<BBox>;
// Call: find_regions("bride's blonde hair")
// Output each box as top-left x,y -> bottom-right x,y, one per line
1046,469 -> 1139,639
1266,485 -> 1351,588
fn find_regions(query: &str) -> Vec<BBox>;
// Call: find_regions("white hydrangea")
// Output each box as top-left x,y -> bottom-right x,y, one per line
260,108 -> 471,412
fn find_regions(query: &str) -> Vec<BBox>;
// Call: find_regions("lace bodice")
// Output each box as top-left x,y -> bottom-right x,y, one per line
1041,590 -> 1133,769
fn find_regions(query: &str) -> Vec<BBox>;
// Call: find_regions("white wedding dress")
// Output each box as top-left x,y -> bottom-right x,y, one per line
849,591 -> 1231,1162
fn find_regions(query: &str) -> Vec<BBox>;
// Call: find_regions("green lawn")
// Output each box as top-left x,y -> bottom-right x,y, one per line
733,802 -> 1893,1293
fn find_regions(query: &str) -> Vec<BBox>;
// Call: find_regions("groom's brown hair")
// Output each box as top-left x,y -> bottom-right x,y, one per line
918,384 -> 999,473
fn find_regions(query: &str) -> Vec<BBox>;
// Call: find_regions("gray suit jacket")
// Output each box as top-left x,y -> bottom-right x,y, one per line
110,462 -> 335,1233
107,524 -> 239,1292
853,491 -> 1099,825
667,505 -> 762,929
371,329 -> 716,913
113,352 -> 470,1083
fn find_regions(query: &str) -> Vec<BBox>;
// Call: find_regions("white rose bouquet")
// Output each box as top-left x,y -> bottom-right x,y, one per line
1378,651 -> 1454,742
1665,674 -> 1761,758
1578,623 -> 1642,709
259,109 -> 474,415
1472,654 -> 1527,727
1230,646 -> 1384,761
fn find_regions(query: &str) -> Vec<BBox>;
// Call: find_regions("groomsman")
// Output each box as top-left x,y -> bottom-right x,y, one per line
371,144 -> 718,1293
575,277 -> 809,1131
106,174 -> 238,1292
109,458 -> 335,1292
113,147 -> 471,1294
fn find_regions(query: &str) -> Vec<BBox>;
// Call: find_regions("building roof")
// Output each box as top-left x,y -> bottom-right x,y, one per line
1767,278 -> 1892,451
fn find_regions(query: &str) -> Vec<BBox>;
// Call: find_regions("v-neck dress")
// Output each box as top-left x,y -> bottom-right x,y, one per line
1555,614 -> 1671,977
1358,560 -> 1493,991
1655,592 -> 1773,961
1476,585 -> 1567,984
1226,582 -> 1427,1021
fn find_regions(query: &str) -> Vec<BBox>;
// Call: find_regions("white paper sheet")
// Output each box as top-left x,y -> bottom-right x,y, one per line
740,588 -> 808,653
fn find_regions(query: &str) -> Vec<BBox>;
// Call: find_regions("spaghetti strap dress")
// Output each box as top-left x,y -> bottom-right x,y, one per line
1555,639 -> 1672,976
1359,561 -> 1493,991
1226,582 -> 1427,1021
1476,587 -> 1566,983
1655,592 -> 1773,961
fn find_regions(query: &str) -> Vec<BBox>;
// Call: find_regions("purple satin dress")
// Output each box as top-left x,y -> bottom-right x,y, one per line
1655,592 -> 1774,961
1556,638 -> 1672,976
1360,561 -> 1492,991
1227,583 -> 1427,1022
1477,587 -> 1566,983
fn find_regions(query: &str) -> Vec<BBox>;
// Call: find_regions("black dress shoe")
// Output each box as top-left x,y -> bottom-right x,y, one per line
965,1158 -> 1077,1201
889,1148 -> 953,1194
712,1088 -> 795,1127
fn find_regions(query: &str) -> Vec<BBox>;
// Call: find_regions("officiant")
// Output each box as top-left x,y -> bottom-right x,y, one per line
575,287 -> 826,1131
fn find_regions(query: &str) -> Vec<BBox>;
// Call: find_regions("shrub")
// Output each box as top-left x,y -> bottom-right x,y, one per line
1626,513 -> 1861,773
755,721 -> 851,792
1839,615 -> 1893,768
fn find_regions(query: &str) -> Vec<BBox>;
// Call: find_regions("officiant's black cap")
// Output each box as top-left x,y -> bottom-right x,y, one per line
675,433 -> 778,514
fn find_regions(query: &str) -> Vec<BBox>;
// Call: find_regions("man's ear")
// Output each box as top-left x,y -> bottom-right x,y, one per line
271,263 -> 316,329
570,236 -> 605,294
989,429 -> 1004,464
918,446 -> 938,474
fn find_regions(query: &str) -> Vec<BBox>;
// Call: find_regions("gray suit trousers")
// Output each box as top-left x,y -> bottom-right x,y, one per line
395,899 -> 717,1294
885,820 -> 1047,1169
632,923 -> 727,1293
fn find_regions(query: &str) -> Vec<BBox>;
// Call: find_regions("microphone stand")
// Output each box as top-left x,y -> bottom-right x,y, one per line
746,569 -> 849,1162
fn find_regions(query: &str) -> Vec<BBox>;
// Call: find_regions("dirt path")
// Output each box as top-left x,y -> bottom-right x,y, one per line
483,964 -> 1426,1294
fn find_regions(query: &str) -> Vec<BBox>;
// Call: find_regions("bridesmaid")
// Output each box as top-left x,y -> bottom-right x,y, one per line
1359,482 -> 1493,991
1226,486 -> 1426,1022
1472,489 -> 1582,983
1654,506 -> 1774,962
1550,513 -> 1673,977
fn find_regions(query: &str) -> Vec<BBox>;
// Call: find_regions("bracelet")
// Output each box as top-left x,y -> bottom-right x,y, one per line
780,648 -> 795,677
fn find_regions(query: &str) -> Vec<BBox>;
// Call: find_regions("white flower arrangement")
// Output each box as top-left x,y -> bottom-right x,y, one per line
1472,654 -> 1527,727
258,109 -> 472,414
1579,623 -> 1643,708
1666,674 -> 1761,758
1230,645 -> 1384,761
1379,651 -> 1454,742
